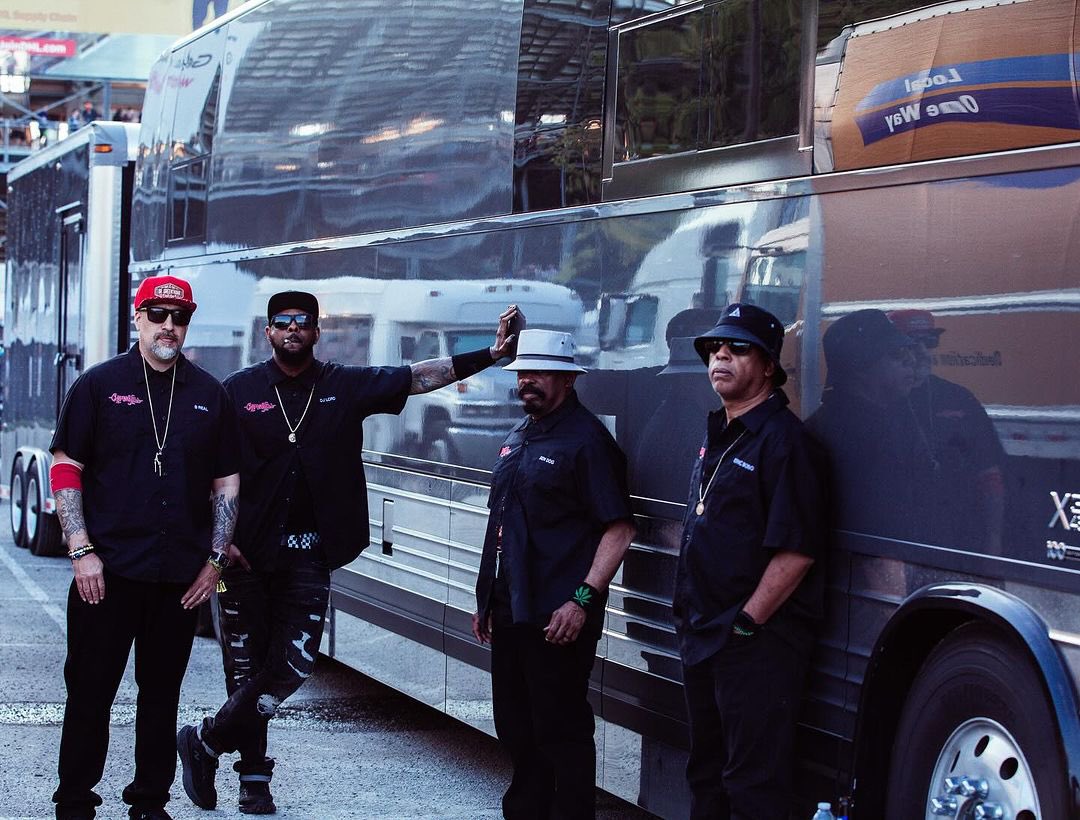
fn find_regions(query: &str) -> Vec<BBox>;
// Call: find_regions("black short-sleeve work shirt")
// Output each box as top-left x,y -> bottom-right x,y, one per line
223,358 -> 411,570
674,390 -> 828,666
50,345 -> 239,584
475,391 -> 633,633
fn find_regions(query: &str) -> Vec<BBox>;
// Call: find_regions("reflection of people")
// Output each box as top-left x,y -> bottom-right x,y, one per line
634,313 -> 722,500
177,292 -> 521,814
50,276 -> 240,820
472,330 -> 636,820
193,0 -> 229,29
675,303 -> 827,820
887,309 -> 1006,551
807,309 -> 934,541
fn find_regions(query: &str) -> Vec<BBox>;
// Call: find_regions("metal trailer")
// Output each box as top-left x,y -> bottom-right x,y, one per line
127,0 -> 1080,817
3,121 -> 139,556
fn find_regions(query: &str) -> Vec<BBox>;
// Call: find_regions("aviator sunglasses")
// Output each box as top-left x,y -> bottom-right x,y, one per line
139,306 -> 193,326
270,312 -> 317,331
701,338 -> 755,357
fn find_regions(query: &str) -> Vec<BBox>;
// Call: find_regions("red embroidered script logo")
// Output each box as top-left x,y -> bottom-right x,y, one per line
244,401 -> 276,413
499,446 -> 512,458
109,393 -> 143,405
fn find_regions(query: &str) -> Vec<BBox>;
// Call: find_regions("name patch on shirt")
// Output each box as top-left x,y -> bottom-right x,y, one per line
193,404 -> 209,413
499,445 -> 512,458
733,458 -> 755,472
244,401 -> 276,413
319,396 -> 336,403
109,393 -> 143,406
538,455 -> 556,465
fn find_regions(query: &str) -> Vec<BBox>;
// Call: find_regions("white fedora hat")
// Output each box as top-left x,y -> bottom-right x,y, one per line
504,329 -> 587,373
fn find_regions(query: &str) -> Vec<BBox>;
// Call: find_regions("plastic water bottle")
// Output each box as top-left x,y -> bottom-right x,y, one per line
811,802 -> 836,820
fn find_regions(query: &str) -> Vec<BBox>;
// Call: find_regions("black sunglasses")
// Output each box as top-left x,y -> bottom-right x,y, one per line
139,306 -> 193,326
270,312 -> 317,331
701,338 -> 754,357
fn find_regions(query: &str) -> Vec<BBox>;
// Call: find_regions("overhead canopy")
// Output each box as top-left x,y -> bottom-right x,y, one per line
40,34 -> 175,82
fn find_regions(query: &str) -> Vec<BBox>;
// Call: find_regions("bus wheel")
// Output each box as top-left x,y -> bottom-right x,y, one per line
885,623 -> 1066,820
9,455 -> 27,548
26,460 -> 63,557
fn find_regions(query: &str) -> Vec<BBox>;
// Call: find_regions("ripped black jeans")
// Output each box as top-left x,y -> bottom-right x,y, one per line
201,545 -> 330,776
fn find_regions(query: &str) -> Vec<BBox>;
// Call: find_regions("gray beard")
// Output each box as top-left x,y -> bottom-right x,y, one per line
150,342 -> 179,361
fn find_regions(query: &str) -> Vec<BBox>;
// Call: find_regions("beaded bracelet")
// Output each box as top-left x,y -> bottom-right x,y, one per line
68,544 -> 95,560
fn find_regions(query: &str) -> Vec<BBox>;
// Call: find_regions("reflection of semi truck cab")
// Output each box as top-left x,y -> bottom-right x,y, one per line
246,277 -> 582,468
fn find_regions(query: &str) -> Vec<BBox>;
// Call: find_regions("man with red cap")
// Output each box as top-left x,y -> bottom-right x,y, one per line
49,275 -> 240,820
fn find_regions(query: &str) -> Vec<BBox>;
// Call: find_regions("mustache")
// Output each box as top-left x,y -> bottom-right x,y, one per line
517,386 -> 545,400
155,332 -> 178,341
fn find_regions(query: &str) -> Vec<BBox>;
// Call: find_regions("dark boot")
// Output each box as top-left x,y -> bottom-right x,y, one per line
239,776 -> 277,815
176,724 -> 219,810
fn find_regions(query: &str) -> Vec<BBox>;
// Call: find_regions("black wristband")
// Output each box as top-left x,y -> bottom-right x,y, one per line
451,347 -> 496,379
570,582 -> 600,613
732,610 -> 759,637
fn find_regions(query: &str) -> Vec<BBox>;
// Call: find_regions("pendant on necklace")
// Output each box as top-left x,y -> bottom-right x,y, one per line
154,451 -> 163,476
696,502 -> 705,516
288,432 -> 297,444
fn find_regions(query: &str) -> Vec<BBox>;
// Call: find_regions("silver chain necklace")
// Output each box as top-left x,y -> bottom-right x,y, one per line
274,383 -> 315,443
142,357 -> 177,476
696,430 -> 747,516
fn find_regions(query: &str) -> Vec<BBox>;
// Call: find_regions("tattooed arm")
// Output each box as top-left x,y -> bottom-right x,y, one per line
52,451 -> 105,605
409,305 -> 523,395
181,472 -> 239,609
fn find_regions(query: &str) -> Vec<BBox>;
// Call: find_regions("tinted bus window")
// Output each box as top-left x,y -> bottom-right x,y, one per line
614,0 -> 800,163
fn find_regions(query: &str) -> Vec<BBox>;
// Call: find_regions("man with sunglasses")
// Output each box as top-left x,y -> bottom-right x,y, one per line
674,303 -> 827,820
49,275 -> 240,820
887,309 -> 1005,552
177,290 -> 521,815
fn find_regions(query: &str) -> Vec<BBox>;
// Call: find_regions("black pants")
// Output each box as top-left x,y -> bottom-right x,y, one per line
201,546 -> 330,775
681,630 -> 808,820
53,572 -> 197,816
491,623 -> 599,820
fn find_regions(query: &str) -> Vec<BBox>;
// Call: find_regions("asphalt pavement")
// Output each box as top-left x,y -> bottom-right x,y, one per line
0,501 -> 654,820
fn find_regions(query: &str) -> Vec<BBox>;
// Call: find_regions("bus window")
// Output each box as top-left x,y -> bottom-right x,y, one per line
317,316 -> 372,366
743,248 -> 805,326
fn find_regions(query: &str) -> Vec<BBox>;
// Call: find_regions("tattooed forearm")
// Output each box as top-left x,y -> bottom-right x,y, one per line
55,488 -> 89,543
210,490 -> 239,553
410,357 -> 457,394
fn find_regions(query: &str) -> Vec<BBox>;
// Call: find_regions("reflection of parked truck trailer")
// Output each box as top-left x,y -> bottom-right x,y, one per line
244,277 -> 582,467
2,122 -> 139,557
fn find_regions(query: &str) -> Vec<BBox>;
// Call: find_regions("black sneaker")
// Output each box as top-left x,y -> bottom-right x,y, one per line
176,724 -> 219,810
239,779 -> 277,815
128,808 -> 173,820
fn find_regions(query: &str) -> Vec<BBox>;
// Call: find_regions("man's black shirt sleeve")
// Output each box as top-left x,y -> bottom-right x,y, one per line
51,373 -> 96,464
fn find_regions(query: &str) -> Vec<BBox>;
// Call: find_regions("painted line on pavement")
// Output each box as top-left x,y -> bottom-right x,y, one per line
0,542 -> 66,636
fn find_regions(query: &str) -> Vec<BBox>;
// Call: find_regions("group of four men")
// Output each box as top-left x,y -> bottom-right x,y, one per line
49,274 -> 824,820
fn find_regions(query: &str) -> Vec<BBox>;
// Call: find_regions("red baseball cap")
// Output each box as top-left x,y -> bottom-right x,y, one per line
887,309 -> 944,339
134,275 -> 198,312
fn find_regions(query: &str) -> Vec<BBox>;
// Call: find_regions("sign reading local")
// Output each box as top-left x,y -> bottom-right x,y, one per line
830,0 -> 1080,170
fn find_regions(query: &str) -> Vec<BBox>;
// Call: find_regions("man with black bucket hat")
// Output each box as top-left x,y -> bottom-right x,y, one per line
177,290 -> 522,815
674,303 -> 828,820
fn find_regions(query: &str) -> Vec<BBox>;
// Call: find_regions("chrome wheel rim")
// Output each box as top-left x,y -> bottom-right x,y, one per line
925,717 -> 1039,819
25,475 -> 39,541
9,471 -> 22,534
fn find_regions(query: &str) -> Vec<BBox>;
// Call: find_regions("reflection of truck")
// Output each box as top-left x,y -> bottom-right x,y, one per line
2,122 -> 140,556
244,277 -> 583,468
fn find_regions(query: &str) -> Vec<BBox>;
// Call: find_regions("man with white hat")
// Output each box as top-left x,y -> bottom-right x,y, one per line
473,329 -> 636,820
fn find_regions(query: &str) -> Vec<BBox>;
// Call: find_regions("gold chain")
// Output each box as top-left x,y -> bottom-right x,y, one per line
274,383 -> 316,443
142,357 -> 177,476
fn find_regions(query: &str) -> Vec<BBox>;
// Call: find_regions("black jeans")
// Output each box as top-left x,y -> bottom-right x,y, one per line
53,572 -> 197,816
201,546 -> 330,775
491,623 -> 599,820
681,629 -> 808,820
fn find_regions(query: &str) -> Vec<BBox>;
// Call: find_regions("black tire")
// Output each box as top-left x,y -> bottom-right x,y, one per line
26,460 -> 64,557
885,622 -> 1067,820
9,455 -> 27,548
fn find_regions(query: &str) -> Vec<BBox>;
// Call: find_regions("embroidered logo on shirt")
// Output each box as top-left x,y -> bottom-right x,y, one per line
499,445 -> 512,458
539,455 -> 555,465
244,401 -> 276,413
733,458 -> 755,472
109,393 -> 143,406
319,396 -> 336,403
194,404 -> 209,413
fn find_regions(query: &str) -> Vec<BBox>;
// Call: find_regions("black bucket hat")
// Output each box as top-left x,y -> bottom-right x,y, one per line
694,303 -> 787,386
